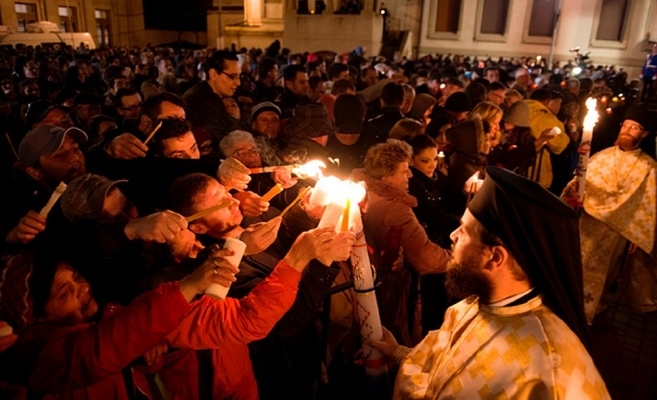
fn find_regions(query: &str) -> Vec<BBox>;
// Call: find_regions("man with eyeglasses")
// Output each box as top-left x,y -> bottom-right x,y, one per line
114,87 -> 142,122
184,50 -> 242,153
563,105 -> 657,325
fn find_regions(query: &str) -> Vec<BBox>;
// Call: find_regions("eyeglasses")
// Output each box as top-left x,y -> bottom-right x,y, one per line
620,122 -> 644,132
120,102 -> 142,112
232,147 -> 259,158
220,71 -> 240,81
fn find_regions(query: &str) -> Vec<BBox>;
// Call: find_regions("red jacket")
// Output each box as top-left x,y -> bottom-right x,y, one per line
15,282 -> 192,399
164,260 -> 301,399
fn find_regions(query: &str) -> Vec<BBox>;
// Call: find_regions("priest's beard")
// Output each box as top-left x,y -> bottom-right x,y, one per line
615,133 -> 642,151
444,254 -> 492,303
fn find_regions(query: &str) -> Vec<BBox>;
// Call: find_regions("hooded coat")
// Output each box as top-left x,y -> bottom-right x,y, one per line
445,117 -> 487,216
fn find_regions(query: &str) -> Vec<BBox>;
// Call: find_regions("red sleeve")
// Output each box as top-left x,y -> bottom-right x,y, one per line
167,260 -> 302,348
25,282 -> 191,394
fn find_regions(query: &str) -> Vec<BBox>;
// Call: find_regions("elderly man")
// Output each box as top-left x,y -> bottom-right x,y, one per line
220,130 -> 297,217
370,167 -> 610,399
564,106 -> 657,323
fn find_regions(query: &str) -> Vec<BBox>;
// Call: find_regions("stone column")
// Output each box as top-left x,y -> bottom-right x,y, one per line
41,0 -> 60,25
81,0 -> 96,35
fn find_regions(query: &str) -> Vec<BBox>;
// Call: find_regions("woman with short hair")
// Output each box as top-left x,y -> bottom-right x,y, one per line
352,139 -> 450,346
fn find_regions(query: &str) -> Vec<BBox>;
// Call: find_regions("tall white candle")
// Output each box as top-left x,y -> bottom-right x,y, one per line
576,98 -> 599,204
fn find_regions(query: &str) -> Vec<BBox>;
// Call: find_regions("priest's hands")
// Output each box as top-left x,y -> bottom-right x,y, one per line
365,327 -> 399,358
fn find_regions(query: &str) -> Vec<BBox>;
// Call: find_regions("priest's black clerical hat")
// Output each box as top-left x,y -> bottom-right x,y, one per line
468,166 -> 590,346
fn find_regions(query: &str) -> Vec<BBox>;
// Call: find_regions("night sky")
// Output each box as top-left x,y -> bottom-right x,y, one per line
143,0 -> 213,31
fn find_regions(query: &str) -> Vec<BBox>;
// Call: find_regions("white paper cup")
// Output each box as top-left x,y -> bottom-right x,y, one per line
205,238 -> 246,300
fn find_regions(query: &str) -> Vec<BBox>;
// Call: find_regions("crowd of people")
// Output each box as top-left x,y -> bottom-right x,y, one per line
0,39 -> 654,399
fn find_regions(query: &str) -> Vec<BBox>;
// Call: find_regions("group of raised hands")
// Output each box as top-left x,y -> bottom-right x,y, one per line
178,225 -> 356,301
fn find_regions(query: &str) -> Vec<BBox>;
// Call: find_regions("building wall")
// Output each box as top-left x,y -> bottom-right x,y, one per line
419,0 -> 657,78
0,0 -> 208,47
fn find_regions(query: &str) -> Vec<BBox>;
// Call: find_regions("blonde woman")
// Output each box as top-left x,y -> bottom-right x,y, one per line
470,101 -> 503,147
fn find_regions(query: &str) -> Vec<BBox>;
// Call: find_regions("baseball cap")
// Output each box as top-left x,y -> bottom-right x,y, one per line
25,99 -> 70,127
60,174 -> 127,223
18,125 -> 88,167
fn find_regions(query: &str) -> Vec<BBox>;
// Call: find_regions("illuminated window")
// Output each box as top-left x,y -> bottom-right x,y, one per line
15,3 -> 37,32
58,6 -> 79,32
95,9 -> 111,46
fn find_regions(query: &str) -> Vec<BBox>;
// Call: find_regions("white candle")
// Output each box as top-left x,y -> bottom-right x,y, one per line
349,205 -> 388,379
40,182 -> 67,218
576,98 -> 599,204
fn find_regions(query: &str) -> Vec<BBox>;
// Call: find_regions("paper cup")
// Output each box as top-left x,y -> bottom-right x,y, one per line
205,238 -> 246,300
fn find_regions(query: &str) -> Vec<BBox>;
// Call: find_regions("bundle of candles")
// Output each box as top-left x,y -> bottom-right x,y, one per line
309,174 -> 389,395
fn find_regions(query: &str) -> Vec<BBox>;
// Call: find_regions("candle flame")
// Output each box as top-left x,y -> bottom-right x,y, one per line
583,98 -> 599,131
310,177 -> 367,207
292,160 -> 326,180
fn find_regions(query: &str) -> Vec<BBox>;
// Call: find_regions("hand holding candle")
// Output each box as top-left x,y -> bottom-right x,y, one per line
142,121 -> 163,145
204,239 -> 246,300
464,172 -> 482,205
261,183 -> 284,202
40,182 -> 67,218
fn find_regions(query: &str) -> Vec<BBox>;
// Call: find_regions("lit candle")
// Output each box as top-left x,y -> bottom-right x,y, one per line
309,176 -> 341,207
438,151 -> 445,168
341,199 -> 351,232
576,98 -> 599,204
262,183 -> 284,202
292,159 -> 327,180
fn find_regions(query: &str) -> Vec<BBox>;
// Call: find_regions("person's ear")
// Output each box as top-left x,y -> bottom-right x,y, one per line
485,245 -> 509,272
641,130 -> 649,139
189,223 -> 207,235
285,80 -> 293,91
25,166 -> 42,181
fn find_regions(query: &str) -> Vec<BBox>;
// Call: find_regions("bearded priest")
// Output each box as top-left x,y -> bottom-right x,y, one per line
369,166 -> 610,400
